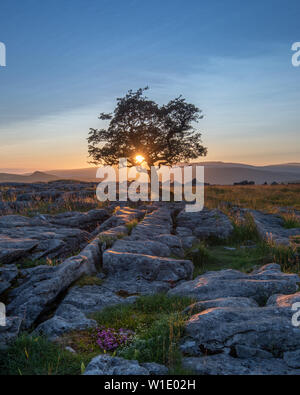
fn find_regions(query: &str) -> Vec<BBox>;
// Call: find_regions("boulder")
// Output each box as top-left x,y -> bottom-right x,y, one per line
168,264 -> 300,305
44,209 -> 109,231
103,251 -> 193,283
176,208 -> 234,242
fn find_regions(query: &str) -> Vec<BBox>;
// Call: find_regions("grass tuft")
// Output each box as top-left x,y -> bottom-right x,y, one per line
75,275 -> 103,287
281,212 -> 300,229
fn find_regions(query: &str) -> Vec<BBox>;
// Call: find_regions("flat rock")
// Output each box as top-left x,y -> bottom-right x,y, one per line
111,239 -> 171,257
44,209 -> 109,231
182,303 -> 300,356
183,297 -> 259,315
103,251 -> 193,283
0,214 -> 92,263
176,208 -> 234,241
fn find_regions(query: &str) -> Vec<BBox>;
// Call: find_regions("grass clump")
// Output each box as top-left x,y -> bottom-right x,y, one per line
125,219 -> 138,234
0,334 -> 92,375
281,212 -> 300,229
228,212 -> 261,245
99,233 -> 125,248
267,240 -> 300,273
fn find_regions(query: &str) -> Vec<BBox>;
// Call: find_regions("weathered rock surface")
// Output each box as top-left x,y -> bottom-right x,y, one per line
182,355 -> 300,375
0,264 -> 18,295
43,209 -> 109,231
36,207 -> 192,339
0,316 -> 22,349
176,208 -> 234,245
98,207 -> 145,233
182,302 -> 300,356
6,237 -> 102,329
251,210 -> 300,245
84,354 -> 168,375
103,208 -> 191,283
179,268 -> 300,375
35,284 -> 137,339
0,214 -> 92,263
103,251 -> 193,283
168,264 -> 300,305
284,350 -> 300,368
183,297 -> 259,316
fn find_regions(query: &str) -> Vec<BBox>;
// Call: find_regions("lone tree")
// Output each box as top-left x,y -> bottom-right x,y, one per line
88,87 -> 207,168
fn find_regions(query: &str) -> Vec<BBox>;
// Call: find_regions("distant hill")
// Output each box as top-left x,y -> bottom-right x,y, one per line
48,167 -> 99,181
0,171 -> 58,183
0,162 -> 299,185
177,162 -> 300,185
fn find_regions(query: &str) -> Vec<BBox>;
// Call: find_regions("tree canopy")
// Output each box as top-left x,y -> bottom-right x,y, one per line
88,87 -> 207,168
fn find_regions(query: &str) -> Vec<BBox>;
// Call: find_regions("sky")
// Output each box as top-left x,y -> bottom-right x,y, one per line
0,0 -> 299,172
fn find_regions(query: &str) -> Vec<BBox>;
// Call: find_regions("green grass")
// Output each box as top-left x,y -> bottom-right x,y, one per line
46,294 -> 195,374
228,212 -> 261,245
187,244 -> 272,278
0,334 -> 93,375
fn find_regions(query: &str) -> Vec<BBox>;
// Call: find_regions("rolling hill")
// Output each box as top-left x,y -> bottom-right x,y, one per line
0,162 -> 299,185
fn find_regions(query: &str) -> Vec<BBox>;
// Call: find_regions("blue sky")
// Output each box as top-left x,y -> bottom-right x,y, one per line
0,0 -> 299,170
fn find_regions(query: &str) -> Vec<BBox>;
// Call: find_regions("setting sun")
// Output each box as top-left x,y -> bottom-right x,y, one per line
135,155 -> 145,164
